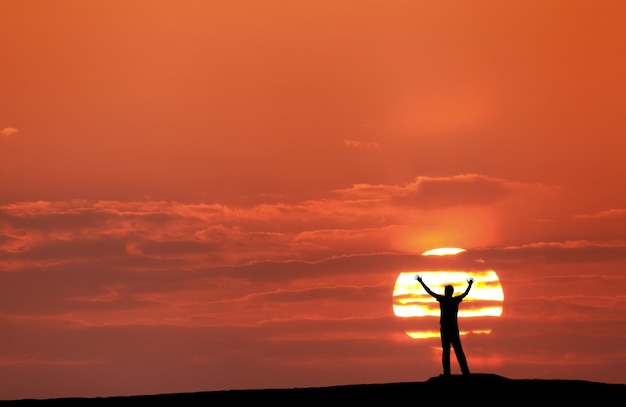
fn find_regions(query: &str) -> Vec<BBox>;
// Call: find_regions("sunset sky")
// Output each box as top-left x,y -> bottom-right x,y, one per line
2,0 -> 626,401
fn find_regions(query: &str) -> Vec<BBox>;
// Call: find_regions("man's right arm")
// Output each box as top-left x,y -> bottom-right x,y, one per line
415,275 -> 442,299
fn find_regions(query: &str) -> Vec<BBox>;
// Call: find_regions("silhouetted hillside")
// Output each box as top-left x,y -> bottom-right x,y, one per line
2,374 -> 625,405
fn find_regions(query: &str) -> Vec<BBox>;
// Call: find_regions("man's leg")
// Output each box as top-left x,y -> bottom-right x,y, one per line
452,337 -> 470,375
441,334 -> 451,375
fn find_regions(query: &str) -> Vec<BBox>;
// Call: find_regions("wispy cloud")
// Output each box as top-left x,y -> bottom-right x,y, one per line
343,139 -> 380,149
0,175 -> 558,269
573,208 -> 626,219
0,127 -> 18,137
332,174 -> 549,209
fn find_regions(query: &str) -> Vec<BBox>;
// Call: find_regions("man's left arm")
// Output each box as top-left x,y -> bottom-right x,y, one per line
458,277 -> 474,299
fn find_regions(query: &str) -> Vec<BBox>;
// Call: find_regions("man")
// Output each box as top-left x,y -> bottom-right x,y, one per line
415,275 -> 474,376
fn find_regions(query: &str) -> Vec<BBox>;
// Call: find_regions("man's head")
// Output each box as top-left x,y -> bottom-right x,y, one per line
444,285 -> 454,297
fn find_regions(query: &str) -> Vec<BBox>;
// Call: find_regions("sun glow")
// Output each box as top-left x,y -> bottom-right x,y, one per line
422,247 -> 466,256
405,329 -> 490,339
392,247 -> 504,339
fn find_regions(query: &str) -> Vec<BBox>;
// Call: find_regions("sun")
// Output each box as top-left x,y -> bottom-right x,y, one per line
392,247 -> 504,339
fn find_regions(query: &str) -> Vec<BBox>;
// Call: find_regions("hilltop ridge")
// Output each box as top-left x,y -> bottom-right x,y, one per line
2,374 -> 625,405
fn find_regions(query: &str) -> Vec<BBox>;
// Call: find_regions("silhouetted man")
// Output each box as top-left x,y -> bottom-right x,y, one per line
415,275 -> 474,376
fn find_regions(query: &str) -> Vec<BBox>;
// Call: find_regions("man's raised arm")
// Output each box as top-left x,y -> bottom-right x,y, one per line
415,275 -> 443,299
458,277 -> 474,299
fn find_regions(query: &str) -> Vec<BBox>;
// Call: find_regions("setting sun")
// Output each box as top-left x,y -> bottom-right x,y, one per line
392,248 -> 504,339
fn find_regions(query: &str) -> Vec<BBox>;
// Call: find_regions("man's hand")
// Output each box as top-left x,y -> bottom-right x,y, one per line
415,275 -> 423,283
468,277 -> 474,285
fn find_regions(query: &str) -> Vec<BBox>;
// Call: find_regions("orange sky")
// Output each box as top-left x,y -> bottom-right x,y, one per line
1,0 -> 626,401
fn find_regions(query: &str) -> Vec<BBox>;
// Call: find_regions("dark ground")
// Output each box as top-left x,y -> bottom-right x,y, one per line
2,374 -> 625,405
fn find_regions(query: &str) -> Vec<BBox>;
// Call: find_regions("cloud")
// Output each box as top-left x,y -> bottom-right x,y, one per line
497,240 -> 626,264
573,208 -> 626,219
0,173 -> 605,275
332,174 -> 536,209
0,192 -> 480,269
241,285 -> 388,304
0,127 -> 18,137
343,139 -> 380,149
